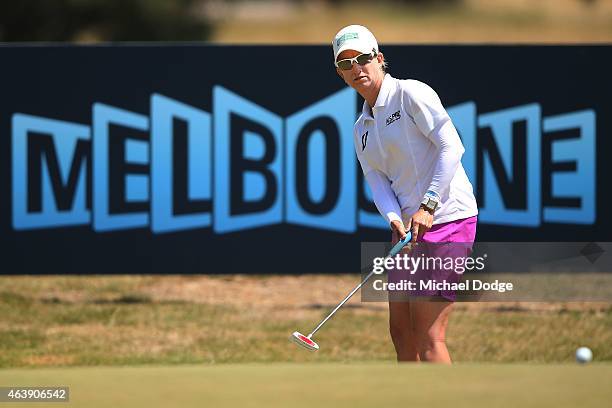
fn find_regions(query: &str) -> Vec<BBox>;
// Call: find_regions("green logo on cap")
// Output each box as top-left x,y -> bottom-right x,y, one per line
336,32 -> 359,47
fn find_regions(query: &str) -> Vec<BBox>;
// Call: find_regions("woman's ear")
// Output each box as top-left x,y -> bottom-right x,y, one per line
336,67 -> 344,79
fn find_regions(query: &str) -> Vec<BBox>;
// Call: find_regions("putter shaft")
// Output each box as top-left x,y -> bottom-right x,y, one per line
308,232 -> 412,337
308,269 -> 376,337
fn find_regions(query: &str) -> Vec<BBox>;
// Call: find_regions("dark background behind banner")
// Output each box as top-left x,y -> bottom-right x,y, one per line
1,45 -> 610,274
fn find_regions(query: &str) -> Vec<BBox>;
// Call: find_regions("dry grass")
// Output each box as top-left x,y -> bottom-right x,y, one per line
202,0 -> 612,44
0,275 -> 611,367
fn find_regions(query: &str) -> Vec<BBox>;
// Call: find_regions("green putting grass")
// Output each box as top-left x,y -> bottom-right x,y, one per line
0,363 -> 610,408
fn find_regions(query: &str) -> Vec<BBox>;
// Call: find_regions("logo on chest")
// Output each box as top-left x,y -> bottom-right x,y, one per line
361,131 -> 368,151
385,110 -> 401,126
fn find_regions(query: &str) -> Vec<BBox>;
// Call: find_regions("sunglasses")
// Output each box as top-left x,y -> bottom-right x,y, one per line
336,52 -> 377,71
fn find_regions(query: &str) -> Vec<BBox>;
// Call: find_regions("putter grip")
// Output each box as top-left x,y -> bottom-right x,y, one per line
388,231 -> 412,257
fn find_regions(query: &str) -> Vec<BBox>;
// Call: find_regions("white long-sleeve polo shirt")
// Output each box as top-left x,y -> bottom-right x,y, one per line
353,74 -> 478,226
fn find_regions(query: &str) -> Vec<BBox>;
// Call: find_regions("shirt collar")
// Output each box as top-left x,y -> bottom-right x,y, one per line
361,73 -> 394,120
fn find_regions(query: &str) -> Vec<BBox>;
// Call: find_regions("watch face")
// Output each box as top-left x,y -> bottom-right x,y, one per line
421,197 -> 438,213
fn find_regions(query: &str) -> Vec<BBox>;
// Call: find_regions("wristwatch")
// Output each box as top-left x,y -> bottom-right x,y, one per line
420,191 -> 439,215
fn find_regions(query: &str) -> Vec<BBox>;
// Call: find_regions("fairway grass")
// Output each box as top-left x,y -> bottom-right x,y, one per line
0,363 -> 610,408
0,276 -> 611,367
209,0 -> 612,44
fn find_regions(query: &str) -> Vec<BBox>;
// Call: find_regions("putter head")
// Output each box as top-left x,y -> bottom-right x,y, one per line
290,331 -> 320,351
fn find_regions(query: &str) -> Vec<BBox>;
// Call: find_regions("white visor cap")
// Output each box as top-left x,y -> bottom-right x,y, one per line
332,25 -> 379,66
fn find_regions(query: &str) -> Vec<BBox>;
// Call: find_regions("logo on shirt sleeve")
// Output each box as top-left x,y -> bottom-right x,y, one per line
386,110 -> 401,126
361,131 -> 368,151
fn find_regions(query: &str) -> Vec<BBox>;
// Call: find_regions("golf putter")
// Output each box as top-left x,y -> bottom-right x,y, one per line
290,231 -> 413,351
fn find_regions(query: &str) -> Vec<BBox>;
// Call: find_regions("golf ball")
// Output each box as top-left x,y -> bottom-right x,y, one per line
575,346 -> 593,364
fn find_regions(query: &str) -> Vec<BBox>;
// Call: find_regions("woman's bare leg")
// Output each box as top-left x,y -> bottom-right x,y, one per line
388,301 -> 420,362
411,300 -> 454,364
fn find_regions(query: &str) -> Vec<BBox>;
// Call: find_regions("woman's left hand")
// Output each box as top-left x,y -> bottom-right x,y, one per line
409,208 -> 433,242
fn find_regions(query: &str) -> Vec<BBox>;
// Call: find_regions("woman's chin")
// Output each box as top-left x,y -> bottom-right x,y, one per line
353,78 -> 371,90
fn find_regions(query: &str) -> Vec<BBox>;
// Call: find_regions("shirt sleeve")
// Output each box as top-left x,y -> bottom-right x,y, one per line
403,80 -> 465,197
365,170 -> 402,225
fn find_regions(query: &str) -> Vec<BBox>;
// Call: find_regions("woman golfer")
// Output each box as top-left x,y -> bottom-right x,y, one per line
333,25 -> 478,363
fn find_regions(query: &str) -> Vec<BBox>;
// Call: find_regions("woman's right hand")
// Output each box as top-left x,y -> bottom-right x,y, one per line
390,219 -> 408,245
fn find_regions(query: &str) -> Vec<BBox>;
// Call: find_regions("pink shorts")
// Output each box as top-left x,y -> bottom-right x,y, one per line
388,216 -> 477,302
